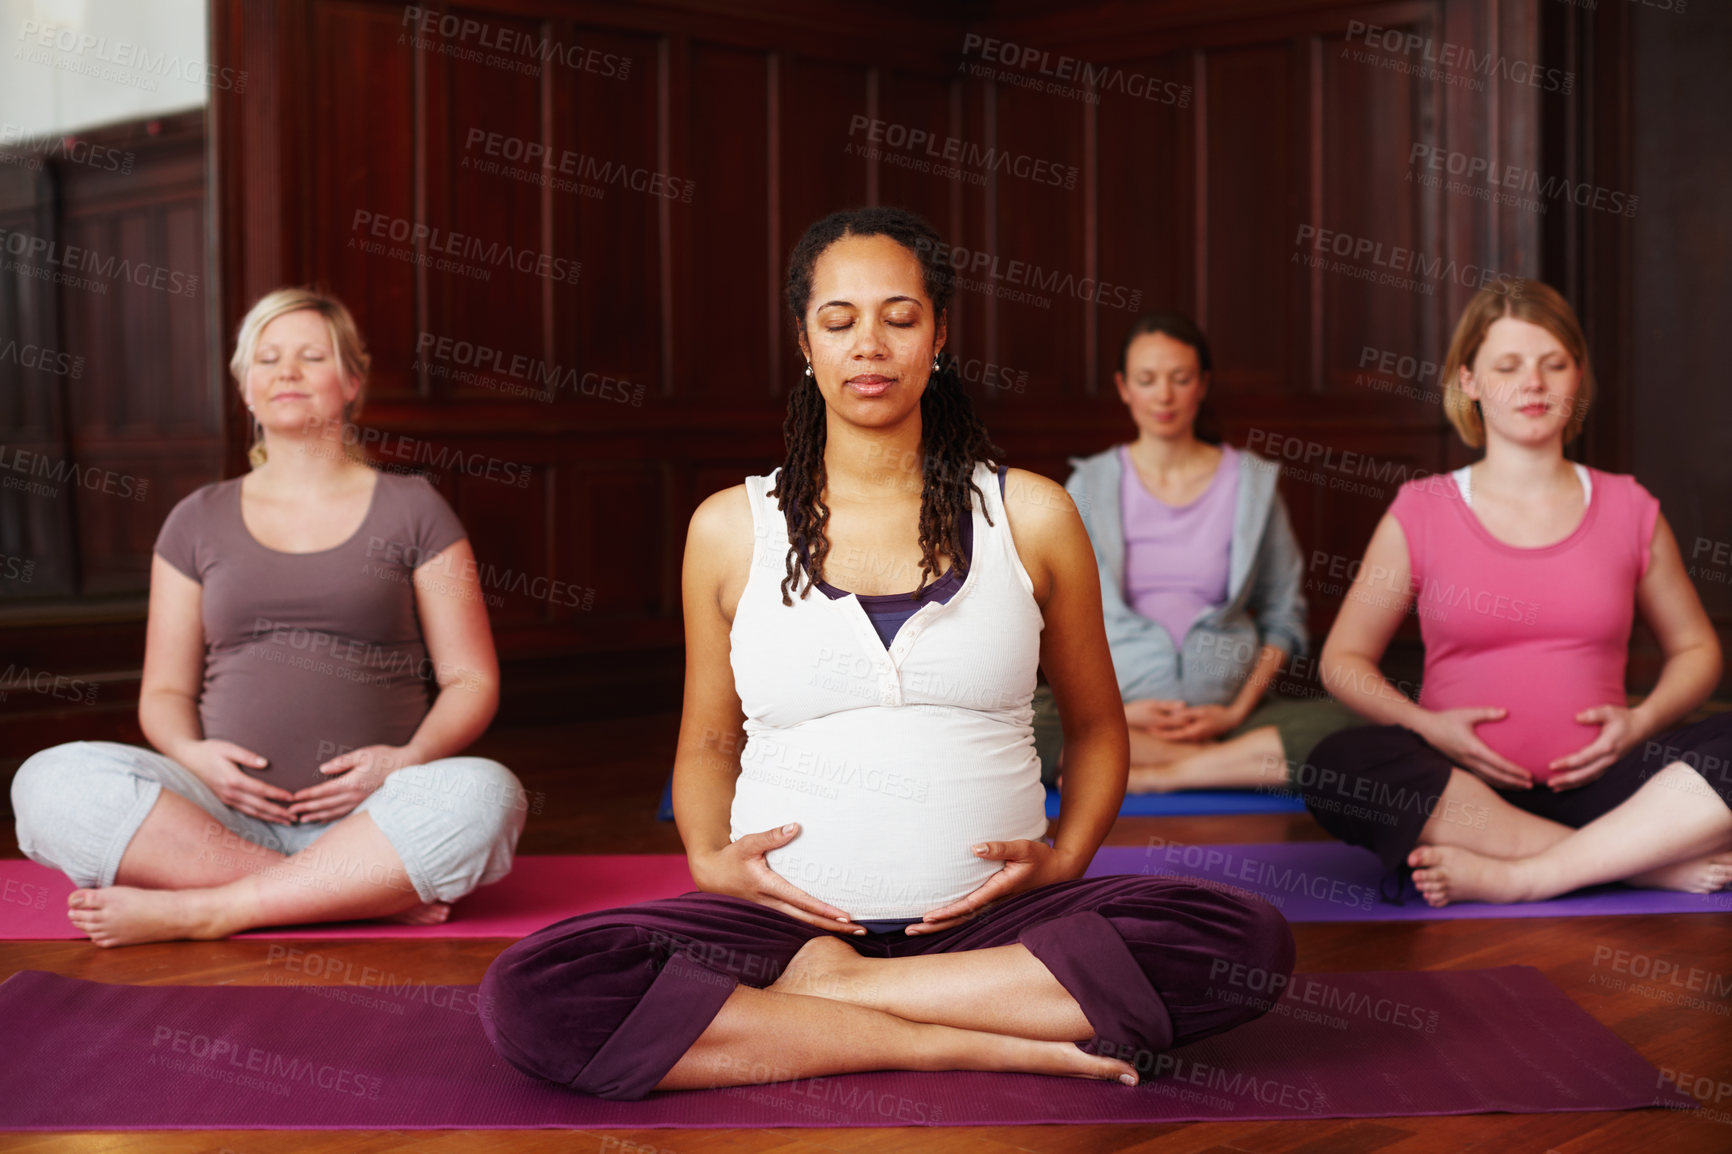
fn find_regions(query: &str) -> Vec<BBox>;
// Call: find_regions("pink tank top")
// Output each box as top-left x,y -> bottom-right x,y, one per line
1389,469 -> 1659,783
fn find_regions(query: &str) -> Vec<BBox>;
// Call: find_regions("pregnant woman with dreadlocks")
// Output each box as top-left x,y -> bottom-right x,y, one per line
477,206 -> 1294,1100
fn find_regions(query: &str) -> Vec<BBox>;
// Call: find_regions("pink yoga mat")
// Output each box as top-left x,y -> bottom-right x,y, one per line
0,855 -> 695,940
0,966 -> 1697,1129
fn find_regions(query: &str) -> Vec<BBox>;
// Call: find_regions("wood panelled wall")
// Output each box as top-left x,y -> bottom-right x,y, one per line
0,111 -> 214,754
0,111 -> 214,604
11,0 -> 1689,760
207,0 -> 1566,720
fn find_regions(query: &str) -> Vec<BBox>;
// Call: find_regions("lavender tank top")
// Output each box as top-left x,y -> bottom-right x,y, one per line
1120,444 -> 1237,646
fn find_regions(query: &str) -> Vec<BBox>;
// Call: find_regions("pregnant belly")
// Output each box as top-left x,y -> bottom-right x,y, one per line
1471,710 -> 1608,785
731,768 -> 1049,919
201,660 -> 430,793
1423,662 -> 1625,785
761,815 -> 1047,920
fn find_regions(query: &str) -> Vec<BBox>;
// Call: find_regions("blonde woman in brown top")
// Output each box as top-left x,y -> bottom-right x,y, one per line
10,288 -> 525,946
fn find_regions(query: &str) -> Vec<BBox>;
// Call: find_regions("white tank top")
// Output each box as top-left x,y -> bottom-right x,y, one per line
728,461 -> 1051,919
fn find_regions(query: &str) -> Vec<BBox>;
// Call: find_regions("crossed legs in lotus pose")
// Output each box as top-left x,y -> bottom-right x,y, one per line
1405,762 -> 1732,906
66,788 -> 444,947
658,938 -> 1141,1090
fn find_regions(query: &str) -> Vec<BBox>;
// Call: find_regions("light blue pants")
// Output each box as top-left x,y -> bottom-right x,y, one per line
10,741 -> 527,904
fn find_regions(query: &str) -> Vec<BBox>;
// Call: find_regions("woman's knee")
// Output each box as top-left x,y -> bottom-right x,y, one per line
11,742 -> 146,885
1642,714 -> 1732,794
480,912 -> 723,1095
1180,889 -> 1295,1038
1168,882 -> 1293,992
363,757 -> 527,902
1229,890 -> 1295,993
481,914 -> 638,1085
441,756 -> 530,838
11,742 -> 86,819
1099,878 -> 1295,1040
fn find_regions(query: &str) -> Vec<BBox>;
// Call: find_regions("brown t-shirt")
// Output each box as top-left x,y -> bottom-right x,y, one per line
153,471 -> 468,794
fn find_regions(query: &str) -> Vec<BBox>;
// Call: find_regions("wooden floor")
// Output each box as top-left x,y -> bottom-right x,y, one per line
4,713 -> 1731,1153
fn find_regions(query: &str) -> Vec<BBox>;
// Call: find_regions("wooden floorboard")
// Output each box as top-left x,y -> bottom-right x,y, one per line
4,714 -> 1730,1153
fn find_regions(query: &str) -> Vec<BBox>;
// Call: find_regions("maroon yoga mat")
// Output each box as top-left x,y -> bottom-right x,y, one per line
0,967 -> 1695,1129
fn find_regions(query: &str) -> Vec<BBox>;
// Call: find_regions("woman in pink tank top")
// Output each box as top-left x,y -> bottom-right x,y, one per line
1301,280 -> 1732,906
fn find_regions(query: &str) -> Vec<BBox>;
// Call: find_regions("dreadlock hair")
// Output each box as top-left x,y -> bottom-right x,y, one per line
773,206 -> 1005,607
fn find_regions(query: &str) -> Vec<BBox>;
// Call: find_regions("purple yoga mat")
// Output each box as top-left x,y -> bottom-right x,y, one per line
1092,842 -> 1732,921
0,967 -> 1695,1129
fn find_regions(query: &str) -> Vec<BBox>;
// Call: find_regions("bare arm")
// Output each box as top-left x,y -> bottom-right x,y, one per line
1317,514 -> 1428,729
1229,642 -> 1287,719
395,538 -> 500,765
1628,515 -> 1722,732
1007,468 -> 1127,876
138,554 -> 213,766
670,487 -> 753,860
1545,513 -> 1723,788
673,486 -> 855,931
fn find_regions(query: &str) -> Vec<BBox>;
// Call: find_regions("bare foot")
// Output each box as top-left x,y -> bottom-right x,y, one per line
1407,845 -> 1536,907
766,938 -> 1139,1086
67,886 -> 226,948
385,900 -> 453,926
767,933 -> 866,1003
1629,852 -> 1732,894
988,1036 -> 1140,1085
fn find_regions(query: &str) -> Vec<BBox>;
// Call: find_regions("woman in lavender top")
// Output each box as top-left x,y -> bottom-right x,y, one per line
1033,313 -> 1355,792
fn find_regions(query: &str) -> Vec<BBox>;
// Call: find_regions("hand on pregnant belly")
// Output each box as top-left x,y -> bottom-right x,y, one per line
285,743 -> 412,824
1418,707 -> 1534,790
1544,704 -> 1642,791
908,839 -> 1068,936
693,823 -> 861,934
178,739 -> 297,824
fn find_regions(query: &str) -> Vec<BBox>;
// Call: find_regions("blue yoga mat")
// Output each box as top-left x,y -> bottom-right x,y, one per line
1044,786 -> 1307,817
655,778 -> 1306,822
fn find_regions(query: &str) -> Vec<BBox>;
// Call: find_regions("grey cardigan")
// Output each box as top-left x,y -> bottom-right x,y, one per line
1063,444 -> 1309,704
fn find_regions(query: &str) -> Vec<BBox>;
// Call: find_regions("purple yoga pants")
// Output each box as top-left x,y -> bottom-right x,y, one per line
479,874 -> 1295,1100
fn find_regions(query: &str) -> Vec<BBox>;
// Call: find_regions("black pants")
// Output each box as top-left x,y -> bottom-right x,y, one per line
1295,712 -> 1732,890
